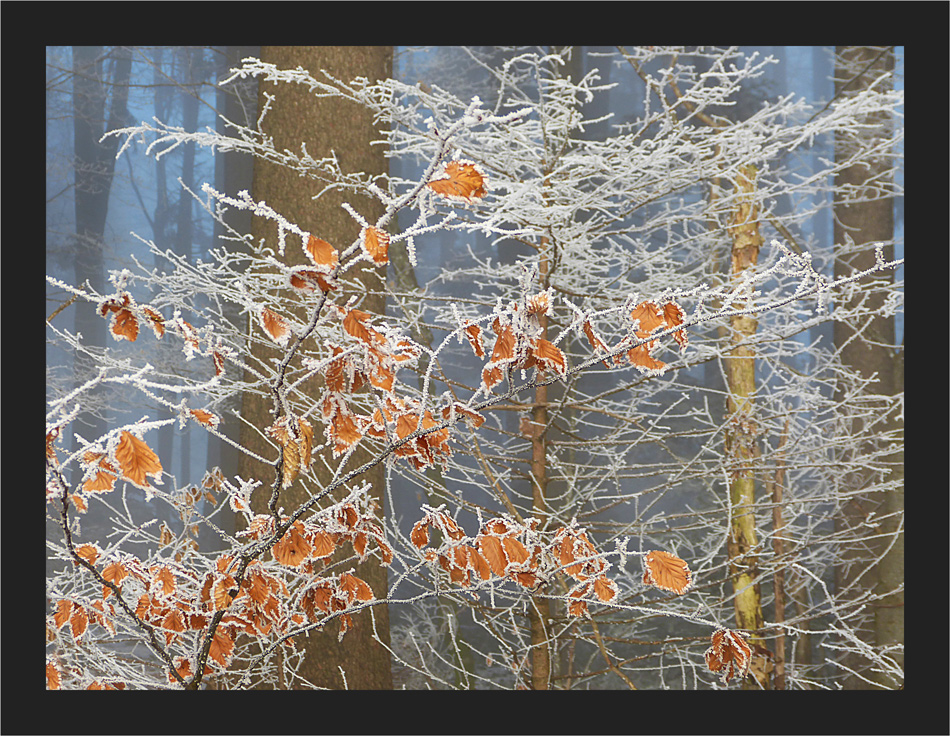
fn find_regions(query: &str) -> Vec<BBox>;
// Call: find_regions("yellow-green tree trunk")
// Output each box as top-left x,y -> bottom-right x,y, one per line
724,164 -> 769,689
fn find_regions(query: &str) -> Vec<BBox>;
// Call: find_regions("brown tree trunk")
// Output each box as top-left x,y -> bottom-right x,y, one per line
832,46 -> 902,689
70,46 -> 133,485
238,46 -> 394,689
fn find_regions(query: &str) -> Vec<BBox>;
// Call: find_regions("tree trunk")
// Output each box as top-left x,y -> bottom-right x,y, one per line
206,45 -> 260,549
832,46 -> 902,689
238,46 -> 394,690
70,46 -> 132,484
723,164 -> 770,689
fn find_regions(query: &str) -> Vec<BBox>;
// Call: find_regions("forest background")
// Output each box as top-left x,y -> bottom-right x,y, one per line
45,45 -> 909,705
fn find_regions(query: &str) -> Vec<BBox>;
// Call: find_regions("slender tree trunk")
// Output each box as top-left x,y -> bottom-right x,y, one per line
238,46 -> 394,690
527,236 -> 553,690
832,46 -> 902,689
723,164 -> 770,689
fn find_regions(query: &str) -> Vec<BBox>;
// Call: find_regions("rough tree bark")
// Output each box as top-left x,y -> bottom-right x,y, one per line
832,45 -> 902,689
237,46 -> 394,690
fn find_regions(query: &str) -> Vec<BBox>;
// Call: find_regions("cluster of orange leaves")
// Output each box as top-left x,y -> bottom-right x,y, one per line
46,429 -> 165,511
466,291 -> 568,391
97,292 -> 227,379
581,299 -> 688,373
47,499 -> 392,688
410,509 -> 692,618
239,502 -> 392,640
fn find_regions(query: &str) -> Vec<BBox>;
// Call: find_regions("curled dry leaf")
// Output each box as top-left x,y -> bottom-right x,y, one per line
463,322 -> 485,357
642,550 -> 693,594
705,627 -> 753,683
190,409 -> 219,430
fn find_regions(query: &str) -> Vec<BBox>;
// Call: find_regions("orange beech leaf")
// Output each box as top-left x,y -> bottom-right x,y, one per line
336,503 -> 360,531
281,438 -> 301,489
208,626 -> 235,667
176,318 -> 200,353
593,575 -> 618,602
212,575 -> 238,610
463,322 -> 485,357
490,324 -> 516,363
340,573 -> 374,603
259,307 -> 292,347
305,234 -> 339,270
46,660 -> 61,690
190,409 -> 219,430
705,628 -> 752,683
511,570 -> 540,588
624,341 -> 666,372
115,431 -> 163,489
501,535 -> 530,567
410,519 -> 430,548
469,547 -> 492,581
327,406 -> 364,457
342,308 -> 384,346
53,600 -> 74,629
481,364 -> 504,391
142,307 -> 165,338
568,595 -> 590,618
161,609 -> 186,644
361,226 -> 390,266
630,301 -> 665,337
152,566 -> 175,597
525,337 -> 566,374
642,550 -> 693,594
298,418 -> 314,468
102,561 -> 129,587
288,267 -> 335,294
554,527 -> 600,580
427,160 -> 487,202
75,543 -> 101,566
107,306 -> 139,342
441,402 -> 485,430
70,606 -> 89,641
168,657 -> 193,685
82,452 -> 118,494
476,534 -> 507,577
159,522 -> 174,547
525,290 -> 552,317
309,530 -> 336,560
272,522 -> 312,567
582,320 -> 607,353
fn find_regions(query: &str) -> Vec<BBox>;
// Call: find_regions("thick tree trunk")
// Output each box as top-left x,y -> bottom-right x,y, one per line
832,46 -> 902,689
238,46 -> 394,690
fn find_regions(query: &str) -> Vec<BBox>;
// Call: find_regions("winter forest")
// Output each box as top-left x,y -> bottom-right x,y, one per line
46,46 -> 904,694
